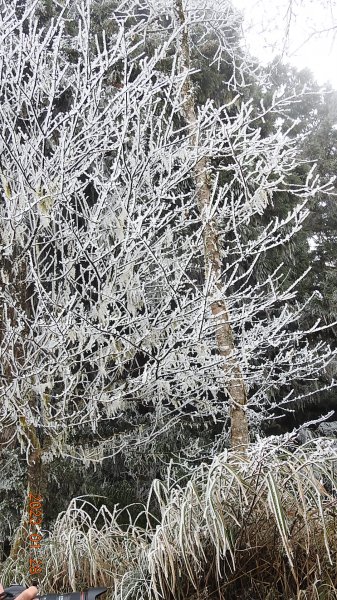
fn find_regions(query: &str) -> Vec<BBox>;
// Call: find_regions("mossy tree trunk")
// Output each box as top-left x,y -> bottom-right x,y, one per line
9,422 -> 45,561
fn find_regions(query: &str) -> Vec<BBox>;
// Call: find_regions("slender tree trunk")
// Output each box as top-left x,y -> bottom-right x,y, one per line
7,268 -> 46,560
10,422 -> 45,561
174,0 -> 249,450
0,191 -> 46,558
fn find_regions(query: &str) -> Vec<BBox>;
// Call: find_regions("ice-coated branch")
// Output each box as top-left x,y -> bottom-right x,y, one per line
0,0 -> 335,467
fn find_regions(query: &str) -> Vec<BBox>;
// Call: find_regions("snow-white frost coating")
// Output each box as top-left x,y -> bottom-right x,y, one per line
0,0 -> 335,461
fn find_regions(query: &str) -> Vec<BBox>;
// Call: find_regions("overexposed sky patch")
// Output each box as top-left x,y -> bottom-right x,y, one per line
233,0 -> 337,87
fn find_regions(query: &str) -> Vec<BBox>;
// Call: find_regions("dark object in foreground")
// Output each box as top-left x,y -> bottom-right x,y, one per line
0,586 -> 107,600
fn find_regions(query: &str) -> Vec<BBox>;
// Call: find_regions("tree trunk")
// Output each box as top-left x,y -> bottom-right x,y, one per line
0,191 -> 46,558
10,424 -> 45,561
174,0 -> 249,451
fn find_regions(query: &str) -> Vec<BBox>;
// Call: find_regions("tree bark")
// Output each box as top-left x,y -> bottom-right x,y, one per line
0,190 -> 46,558
10,423 -> 45,561
174,0 -> 249,450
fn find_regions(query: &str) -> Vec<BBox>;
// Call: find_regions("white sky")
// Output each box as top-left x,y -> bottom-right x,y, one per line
233,0 -> 337,87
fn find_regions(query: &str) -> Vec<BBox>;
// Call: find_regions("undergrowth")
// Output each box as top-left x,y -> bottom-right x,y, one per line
1,437 -> 337,600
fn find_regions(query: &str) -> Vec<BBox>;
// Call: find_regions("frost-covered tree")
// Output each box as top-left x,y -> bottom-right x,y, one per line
0,0 -> 335,520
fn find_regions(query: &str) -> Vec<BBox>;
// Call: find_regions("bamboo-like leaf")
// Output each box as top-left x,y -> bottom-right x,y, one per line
266,471 -> 294,568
